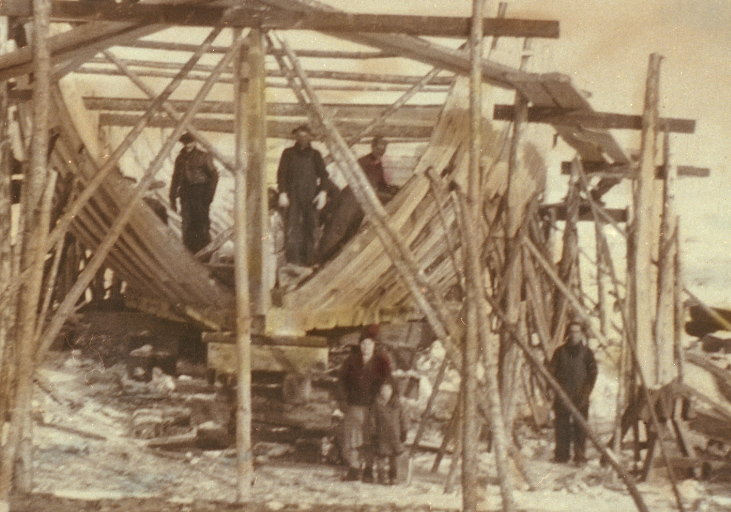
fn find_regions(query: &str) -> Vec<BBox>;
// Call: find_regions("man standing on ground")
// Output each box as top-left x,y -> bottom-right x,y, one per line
549,320 -> 598,464
277,124 -> 333,267
169,132 -> 218,253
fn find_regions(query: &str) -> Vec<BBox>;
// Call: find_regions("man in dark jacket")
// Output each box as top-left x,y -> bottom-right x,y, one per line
317,136 -> 396,264
337,324 -> 392,482
169,132 -> 218,253
549,320 -> 598,464
277,124 -> 332,266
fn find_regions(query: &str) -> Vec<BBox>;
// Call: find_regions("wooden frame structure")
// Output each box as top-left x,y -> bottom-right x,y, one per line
0,1 -> 712,511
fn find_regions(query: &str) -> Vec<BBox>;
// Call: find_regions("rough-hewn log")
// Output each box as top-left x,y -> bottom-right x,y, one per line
49,1 -> 560,38
233,29 -> 253,502
559,161 -> 709,179
1,0 -> 52,501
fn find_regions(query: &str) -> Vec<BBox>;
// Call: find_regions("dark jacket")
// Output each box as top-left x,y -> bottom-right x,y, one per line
276,144 -> 330,203
170,146 -> 218,206
372,393 -> 408,456
549,340 -> 598,407
339,346 -> 392,408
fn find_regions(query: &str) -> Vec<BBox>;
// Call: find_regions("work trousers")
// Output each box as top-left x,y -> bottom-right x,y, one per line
554,402 -> 589,462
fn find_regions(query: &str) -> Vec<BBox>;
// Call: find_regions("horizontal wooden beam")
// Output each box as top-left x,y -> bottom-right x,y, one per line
48,2 -> 559,38
560,161 -> 710,178
0,21 -> 160,81
83,97 -> 442,121
84,56 -> 456,85
74,65 -> 451,92
539,203 -> 628,223
494,104 -> 696,134
98,113 -> 433,139
122,39 -> 398,59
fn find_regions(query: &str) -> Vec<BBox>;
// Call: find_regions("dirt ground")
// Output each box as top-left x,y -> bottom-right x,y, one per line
7,310 -> 731,512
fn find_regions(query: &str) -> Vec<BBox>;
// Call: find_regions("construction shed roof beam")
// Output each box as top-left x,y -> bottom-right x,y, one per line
494,104 -> 696,134
82,97 -> 443,121
97,113 -> 433,139
0,21 -> 161,81
73,66 -> 450,92
47,1 -> 559,39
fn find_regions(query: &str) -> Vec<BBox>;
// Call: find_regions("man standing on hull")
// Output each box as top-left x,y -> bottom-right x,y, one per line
549,320 -> 598,464
169,132 -> 219,254
276,124 -> 332,267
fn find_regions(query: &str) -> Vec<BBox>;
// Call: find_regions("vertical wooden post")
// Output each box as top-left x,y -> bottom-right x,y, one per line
246,30 -> 268,315
233,32 -> 253,502
674,217 -> 684,384
596,217 -> 610,337
655,131 -> 677,385
0,15 -> 14,439
630,53 -> 662,388
462,2 -> 484,510
1,0 -> 52,502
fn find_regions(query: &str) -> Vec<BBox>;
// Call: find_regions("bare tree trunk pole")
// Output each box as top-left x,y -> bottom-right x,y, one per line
462,2 -> 484,510
0,15 -> 14,442
0,0 -> 52,503
631,53 -> 662,387
233,29 -> 253,502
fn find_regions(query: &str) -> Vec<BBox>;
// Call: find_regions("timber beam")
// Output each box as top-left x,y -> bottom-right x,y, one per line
539,203 -> 628,223
97,113 -> 433,139
47,2 -> 559,38
560,161 -> 710,178
494,104 -> 695,134
83,97 -> 442,122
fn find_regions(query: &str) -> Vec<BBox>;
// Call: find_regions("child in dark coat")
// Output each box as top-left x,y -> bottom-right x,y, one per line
371,377 -> 408,485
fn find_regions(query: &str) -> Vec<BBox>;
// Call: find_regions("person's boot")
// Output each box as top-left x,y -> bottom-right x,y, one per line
362,466 -> 374,483
343,467 -> 360,481
388,466 -> 397,485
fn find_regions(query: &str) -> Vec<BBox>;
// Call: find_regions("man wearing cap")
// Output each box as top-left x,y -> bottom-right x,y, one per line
169,132 -> 219,253
549,320 -> 598,464
337,324 -> 392,482
317,136 -> 396,263
276,124 -> 333,266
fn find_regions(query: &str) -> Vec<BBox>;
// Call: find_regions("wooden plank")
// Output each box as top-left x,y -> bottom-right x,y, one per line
48,2 -> 560,38
539,203 -> 628,222
97,113 -> 433,139
494,105 -> 695,134
83,97 -> 443,122
560,161 -> 711,178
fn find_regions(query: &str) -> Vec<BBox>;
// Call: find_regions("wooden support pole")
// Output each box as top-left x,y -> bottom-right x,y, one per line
233,29 -> 253,501
0,16 -> 14,443
246,30 -> 268,315
36,31 -> 247,363
630,53 -> 662,388
0,0 -> 52,503
596,216 -> 611,337
674,217 -> 684,384
462,3 -> 484,510
501,90 -> 527,433
655,131 -> 678,385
